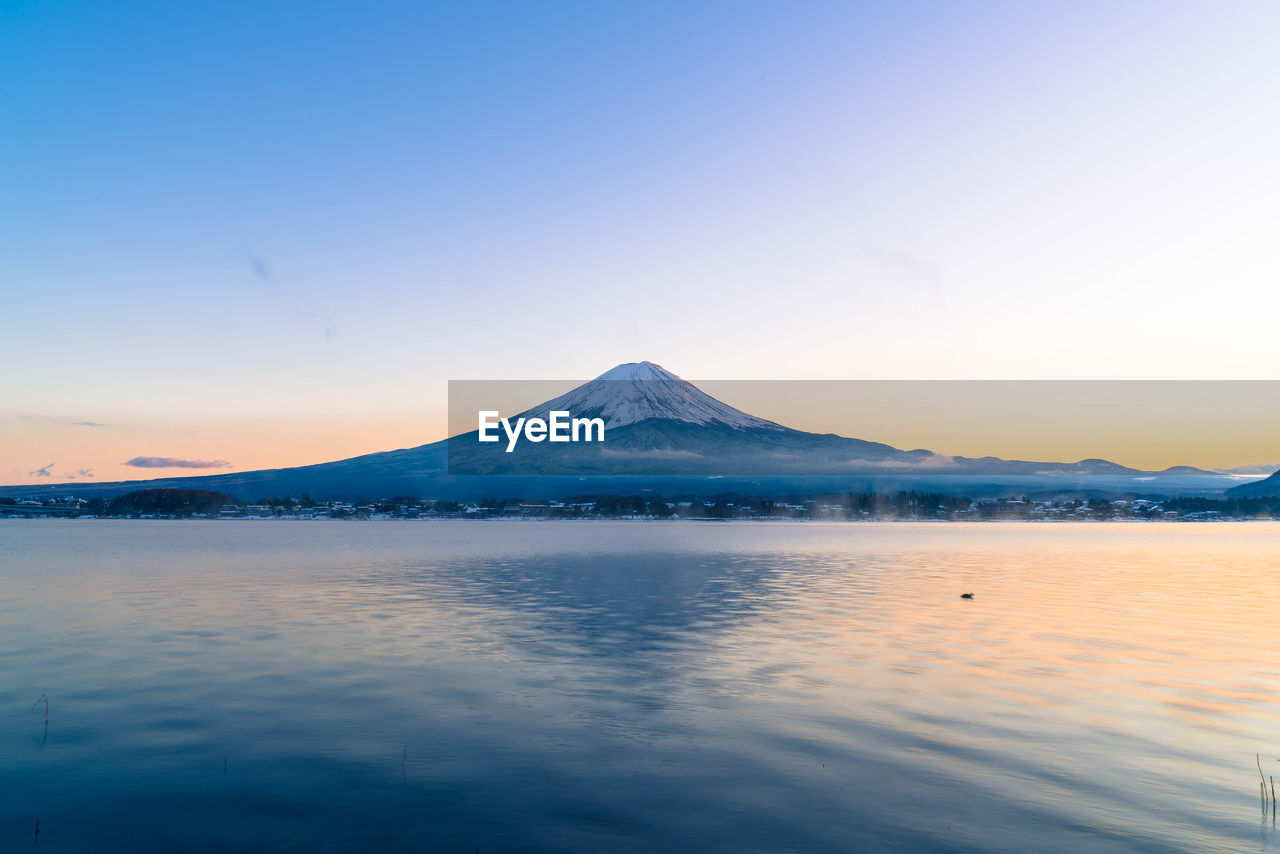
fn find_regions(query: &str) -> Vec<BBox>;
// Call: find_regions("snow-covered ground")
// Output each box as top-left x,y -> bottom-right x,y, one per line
518,361 -> 786,431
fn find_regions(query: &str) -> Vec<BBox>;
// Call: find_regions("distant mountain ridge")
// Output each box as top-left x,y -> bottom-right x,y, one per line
1,361 -> 1248,499
448,362 -> 1183,477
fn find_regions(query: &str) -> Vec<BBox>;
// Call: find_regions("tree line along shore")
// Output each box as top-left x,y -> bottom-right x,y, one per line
3,488 -> 1280,521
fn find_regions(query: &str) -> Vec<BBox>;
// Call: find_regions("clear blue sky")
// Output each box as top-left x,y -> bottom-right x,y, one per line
3,1 -> 1278,483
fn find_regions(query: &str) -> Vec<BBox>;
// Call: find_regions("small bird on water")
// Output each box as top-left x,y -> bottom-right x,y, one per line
960,593 -> 974,599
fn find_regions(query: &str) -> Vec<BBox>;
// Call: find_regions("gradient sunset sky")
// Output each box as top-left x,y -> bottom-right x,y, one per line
3,1 -> 1279,485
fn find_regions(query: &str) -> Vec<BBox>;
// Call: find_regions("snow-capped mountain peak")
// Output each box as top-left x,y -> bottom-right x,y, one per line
518,362 -> 786,431
591,361 -> 681,383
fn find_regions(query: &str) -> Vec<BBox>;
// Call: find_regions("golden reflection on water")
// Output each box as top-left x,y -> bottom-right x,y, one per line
657,523 -> 1280,850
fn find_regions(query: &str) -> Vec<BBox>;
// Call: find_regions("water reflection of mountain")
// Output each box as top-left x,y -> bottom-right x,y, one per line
376,550 -> 798,682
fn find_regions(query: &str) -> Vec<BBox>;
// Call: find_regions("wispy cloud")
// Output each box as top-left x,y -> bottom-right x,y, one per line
248,253 -> 272,282
17,414 -> 106,428
54,468 -> 97,480
1212,462 -> 1280,476
124,457 -> 233,469
242,250 -> 337,342
30,463 -> 55,477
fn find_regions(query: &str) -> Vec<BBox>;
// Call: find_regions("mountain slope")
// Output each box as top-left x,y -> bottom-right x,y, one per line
1225,468 -> 1280,498
450,361 -> 942,475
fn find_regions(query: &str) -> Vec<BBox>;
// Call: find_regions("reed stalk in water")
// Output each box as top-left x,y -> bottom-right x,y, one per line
1258,755 -> 1278,812
33,694 -> 48,747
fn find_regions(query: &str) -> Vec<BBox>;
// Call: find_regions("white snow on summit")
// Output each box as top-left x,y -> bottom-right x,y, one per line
519,362 -> 786,431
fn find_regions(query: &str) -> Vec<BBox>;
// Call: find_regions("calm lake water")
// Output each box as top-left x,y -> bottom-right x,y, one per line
3,521 -> 1279,853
